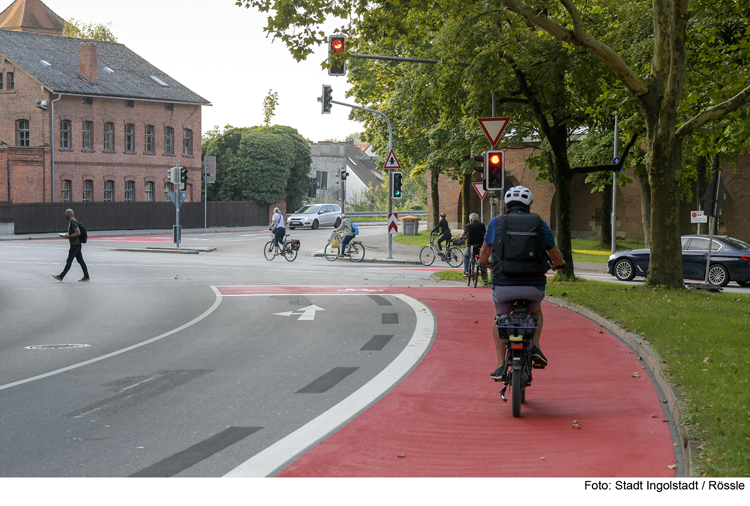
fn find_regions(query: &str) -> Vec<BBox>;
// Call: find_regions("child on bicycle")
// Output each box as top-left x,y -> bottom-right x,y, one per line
461,213 -> 488,286
333,213 -> 355,256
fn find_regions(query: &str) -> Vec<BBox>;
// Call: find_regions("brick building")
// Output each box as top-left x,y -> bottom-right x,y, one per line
0,0 -> 210,205
431,144 -> 750,243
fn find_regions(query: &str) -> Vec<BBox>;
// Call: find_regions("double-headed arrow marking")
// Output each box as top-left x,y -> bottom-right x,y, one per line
274,305 -> 324,321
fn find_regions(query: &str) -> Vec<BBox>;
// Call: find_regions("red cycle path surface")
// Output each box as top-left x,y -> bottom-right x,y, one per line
218,285 -> 676,477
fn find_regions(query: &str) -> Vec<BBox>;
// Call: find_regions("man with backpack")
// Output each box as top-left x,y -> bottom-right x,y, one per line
333,213 -> 357,256
478,186 -> 564,379
53,208 -> 90,282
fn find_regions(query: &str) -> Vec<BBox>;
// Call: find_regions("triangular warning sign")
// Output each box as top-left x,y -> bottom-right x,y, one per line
477,117 -> 510,147
472,182 -> 488,200
383,149 -> 401,169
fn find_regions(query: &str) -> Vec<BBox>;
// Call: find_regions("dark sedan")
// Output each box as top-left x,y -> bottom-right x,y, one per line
607,235 -> 750,287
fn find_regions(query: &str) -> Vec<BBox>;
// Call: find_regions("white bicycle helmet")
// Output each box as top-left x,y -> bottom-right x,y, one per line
504,185 -> 534,206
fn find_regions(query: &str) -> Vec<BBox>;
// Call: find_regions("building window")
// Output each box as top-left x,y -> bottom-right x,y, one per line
125,181 -> 134,202
144,125 -> 154,152
145,181 -> 154,202
164,182 -> 173,201
103,122 -> 114,150
82,121 -> 92,149
125,100 -> 134,108
0,73 -> 3,90
124,124 -> 134,152
164,127 -> 174,154
8,72 -> 14,90
165,103 -> 173,111
316,170 -> 328,190
82,97 -> 92,105
183,129 -> 193,155
104,180 -> 114,202
83,180 -> 93,202
61,180 -> 71,202
16,119 -> 29,147
60,120 -> 71,149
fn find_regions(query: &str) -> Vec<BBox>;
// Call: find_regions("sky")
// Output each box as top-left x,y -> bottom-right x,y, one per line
41,0 -> 363,142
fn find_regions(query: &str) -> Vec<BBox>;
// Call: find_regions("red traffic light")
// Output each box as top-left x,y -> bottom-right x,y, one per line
331,38 -> 344,52
489,153 -> 501,166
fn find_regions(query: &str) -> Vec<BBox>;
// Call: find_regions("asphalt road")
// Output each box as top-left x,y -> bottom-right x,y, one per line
0,224 -> 437,477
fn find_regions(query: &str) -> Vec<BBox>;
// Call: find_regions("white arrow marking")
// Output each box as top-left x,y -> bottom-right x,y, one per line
274,305 -> 324,321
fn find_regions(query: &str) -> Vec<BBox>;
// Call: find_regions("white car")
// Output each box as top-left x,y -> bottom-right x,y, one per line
287,204 -> 342,230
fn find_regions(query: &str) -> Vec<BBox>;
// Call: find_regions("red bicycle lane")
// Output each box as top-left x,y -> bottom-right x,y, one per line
269,285 -> 676,478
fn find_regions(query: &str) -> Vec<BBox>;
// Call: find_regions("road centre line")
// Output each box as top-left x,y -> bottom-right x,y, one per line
223,293 -> 435,477
0,286 -> 224,393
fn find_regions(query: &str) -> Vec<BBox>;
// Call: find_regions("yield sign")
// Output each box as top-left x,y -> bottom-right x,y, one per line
274,305 -> 324,321
472,182 -> 488,200
477,117 -> 510,147
388,213 -> 399,235
383,149 -> 401,169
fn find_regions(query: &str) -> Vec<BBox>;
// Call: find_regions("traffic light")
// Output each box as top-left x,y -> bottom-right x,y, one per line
392,171 -> 403,199
179,166 -> 188,191
484,150 -> 504,191
168,166 -> 179,185
321,84 -> 332,114
328,35 -> 347,76
341,170 -> 349,180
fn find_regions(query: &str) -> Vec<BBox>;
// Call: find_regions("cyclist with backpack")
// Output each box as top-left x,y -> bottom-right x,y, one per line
333,213 -> 357,256
478,186 -> 564,379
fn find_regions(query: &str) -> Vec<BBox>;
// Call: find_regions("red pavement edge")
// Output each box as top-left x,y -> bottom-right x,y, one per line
274,286 -> 677,478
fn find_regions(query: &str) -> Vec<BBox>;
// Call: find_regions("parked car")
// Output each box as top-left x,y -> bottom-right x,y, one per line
286,204 -> 342,230
607,235 -> 750,287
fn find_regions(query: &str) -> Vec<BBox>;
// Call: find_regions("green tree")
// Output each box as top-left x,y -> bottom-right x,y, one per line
202,125 -> 311,210
262,89 -> 279,126
63,18 -> 117,41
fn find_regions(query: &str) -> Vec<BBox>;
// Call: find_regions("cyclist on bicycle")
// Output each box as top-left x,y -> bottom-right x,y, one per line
431,212 -> 452,258
478,186 -> 564,379
268,206 -> 286,256
461,213 -> 488,286
333,213 -> 355,257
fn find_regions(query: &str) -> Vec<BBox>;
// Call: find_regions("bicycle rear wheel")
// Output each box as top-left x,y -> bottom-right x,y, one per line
284,245 -> 298,262
349,242 -> 365,263
445,246 -> 463,268
512,364 -> 522,417
324,242 -> 339,261
419,246 -> 436,266
263,241 -> 275,261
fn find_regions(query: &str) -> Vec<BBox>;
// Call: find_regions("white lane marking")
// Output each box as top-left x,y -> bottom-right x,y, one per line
0,286 -> 223,393
274,305 -> 324,321
223,293 -> 435,477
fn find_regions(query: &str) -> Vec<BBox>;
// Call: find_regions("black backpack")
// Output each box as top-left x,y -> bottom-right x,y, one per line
78,222 -> 88,243
497,213 -> 547,275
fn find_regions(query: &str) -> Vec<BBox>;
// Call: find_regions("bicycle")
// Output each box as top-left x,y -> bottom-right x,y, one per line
495,300 -> 544,418
466,244 -> 485,287
264,233 -> 300,262
420,232 -> 463,267
324,233 -> 365,262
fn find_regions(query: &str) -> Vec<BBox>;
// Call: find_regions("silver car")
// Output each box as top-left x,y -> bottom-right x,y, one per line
287,204 -> 342,230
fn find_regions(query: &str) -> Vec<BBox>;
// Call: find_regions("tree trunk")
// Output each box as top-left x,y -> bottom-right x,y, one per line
645,126 -> 684,287
710,155 -> 721,235
600,179 -> 612,249
637,166 -> 652,247
462,174 -> 471,227
547,128 -> 575,280
430,168 -> 440,229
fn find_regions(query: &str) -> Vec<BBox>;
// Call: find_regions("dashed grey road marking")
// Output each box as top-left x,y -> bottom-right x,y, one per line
361,335 -> 393,351
368,295 -> 392,306
130,426 -> 263,477
381,313 -> 399,324
296,367 -> 359,394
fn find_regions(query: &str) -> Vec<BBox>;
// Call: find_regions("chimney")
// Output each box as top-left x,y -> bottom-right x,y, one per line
79,41 -> 98,84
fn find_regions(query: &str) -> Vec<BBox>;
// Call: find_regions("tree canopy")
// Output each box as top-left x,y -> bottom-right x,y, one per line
63,18 -> 118,42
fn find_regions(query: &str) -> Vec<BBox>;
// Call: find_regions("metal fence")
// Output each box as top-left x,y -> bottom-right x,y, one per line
2,201 -> 270,234
347,210 -> 427,217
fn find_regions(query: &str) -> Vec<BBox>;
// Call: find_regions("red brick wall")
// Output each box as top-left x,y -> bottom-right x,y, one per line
1,64 -> 203,204
0,147 -> 46,202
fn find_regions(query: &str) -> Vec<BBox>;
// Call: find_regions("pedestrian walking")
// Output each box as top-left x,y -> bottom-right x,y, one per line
52,208 -> 90,282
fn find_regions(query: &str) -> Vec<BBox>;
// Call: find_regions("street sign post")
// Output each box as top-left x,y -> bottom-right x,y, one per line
388,213 -> 398,235
477,117 -> 510,148
472,181 -> 488,201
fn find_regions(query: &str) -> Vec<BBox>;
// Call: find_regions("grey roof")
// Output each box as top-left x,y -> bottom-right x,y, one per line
0,29 -> 210,105
345,143 -> 383,188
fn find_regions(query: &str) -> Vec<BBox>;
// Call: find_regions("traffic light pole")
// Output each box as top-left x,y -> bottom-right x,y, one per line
330,99 -> 394,259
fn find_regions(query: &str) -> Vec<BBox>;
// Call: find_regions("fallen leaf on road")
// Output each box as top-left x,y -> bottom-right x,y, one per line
572,423 -> 583,429
667,464 -> 676,469
651,414 -> 659,418
397,454 -> 406,458
631,372 -> 641,378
